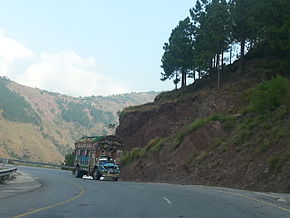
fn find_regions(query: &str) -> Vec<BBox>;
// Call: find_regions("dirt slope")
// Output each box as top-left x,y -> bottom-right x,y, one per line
116,55 -> 290,193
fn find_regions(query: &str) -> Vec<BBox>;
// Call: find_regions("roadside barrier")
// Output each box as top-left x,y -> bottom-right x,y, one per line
0,167 -> 17,183
0,158 -> 74,170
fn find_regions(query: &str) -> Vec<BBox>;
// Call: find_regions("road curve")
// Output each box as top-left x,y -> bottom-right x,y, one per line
0,166 -> 289,218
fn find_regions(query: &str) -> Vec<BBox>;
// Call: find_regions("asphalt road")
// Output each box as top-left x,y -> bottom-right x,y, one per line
0,166 -> 289,218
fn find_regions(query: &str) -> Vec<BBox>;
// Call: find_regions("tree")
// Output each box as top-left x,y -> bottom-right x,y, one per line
229,0 -> 259,73
256,0 -> 290,56
161,17 -> 194,88
191,0 -> 231,88
64,153 -> 74,166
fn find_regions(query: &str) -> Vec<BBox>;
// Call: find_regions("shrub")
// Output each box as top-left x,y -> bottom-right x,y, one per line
148,137 -> 166,152
121,148 -> 144,165
121,137 -> 167,165
249,76 -> 290,115
267,152 -> 290,173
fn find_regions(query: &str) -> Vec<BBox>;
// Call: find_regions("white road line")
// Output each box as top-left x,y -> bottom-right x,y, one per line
254,192 -> 276,198
163,197 -> 172,205
254,192 -> 288,203
130,185 -> 144,189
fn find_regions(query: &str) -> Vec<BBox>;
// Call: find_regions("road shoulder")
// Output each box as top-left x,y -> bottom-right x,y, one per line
0,171 -> 41,199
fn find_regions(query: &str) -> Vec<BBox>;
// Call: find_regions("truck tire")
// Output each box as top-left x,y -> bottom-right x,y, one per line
75,167 -> 83,178
93,170 -> 101,180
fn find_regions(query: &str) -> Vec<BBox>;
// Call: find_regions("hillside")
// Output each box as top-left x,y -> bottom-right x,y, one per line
116,51 -> 290,193
0,77 -> 157,163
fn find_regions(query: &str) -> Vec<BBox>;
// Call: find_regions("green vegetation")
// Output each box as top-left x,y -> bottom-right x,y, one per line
189,151 -> 208,166
161,0 -> 290,89
249,76 -> 290,115
0,77 -> 41,125
118,102 -> 156,118
121,148 -> 144,165
173,113 -> 229,149
146,137 -> 166,153
221,76 -> 290,152
121,137 -> 167,165
64,153 -> 74,166
267,152 -> 290,173
59,101 -> 115,128
90,108 -> 115,125
61,102 -> 91,127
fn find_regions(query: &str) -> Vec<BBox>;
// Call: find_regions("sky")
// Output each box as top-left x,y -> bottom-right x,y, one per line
0,0 -> 196,97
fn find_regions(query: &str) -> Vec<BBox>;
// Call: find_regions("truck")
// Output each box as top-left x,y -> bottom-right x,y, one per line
73,135 -> 122,181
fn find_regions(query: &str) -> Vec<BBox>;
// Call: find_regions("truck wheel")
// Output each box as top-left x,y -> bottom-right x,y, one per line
93,170 -> 101,180
75,167 -> 83,178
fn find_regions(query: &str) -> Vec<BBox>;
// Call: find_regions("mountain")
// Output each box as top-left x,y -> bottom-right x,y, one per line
0,76 -> 158,163
116,50 -> 290,193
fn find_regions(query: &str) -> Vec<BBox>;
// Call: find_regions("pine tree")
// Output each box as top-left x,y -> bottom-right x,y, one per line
229,0 -> 259,73
161,17 -> 194,88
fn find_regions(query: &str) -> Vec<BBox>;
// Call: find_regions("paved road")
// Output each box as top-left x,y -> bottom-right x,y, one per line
0,166 -> 289,218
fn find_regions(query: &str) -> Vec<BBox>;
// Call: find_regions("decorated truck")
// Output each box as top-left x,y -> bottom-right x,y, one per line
73,135 -> 122,181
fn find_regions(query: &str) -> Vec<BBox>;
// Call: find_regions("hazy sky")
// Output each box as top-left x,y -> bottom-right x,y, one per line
0,0 -> 195,97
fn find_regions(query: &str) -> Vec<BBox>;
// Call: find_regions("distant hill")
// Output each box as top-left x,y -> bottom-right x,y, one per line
0,76 -> 158,163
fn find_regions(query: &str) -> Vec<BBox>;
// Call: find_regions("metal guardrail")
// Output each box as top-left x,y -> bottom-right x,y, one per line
0,167 -> 17,181
0,158 -> 74,170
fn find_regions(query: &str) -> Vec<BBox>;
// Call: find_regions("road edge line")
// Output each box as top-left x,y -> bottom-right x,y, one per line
13,180 -> 85,218
211,188 -> 290,213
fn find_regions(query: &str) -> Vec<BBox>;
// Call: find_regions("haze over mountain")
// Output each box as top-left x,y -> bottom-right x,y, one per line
0,76 -> 158,163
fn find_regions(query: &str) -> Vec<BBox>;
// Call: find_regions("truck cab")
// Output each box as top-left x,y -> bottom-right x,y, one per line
95,155 -> 120,181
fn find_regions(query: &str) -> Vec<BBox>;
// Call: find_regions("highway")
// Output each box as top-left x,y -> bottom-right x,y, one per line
0,166 -> 289,218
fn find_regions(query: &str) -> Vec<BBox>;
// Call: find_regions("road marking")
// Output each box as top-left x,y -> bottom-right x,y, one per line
254,192 -> 288,203
130,185 -> 144,189
211,188 -> 290,213
163,197 -> 172,205
13,180 -> 85,218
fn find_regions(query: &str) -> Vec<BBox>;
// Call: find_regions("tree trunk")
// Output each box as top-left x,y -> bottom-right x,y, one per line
181,71 -> 185,88
181,70 -> 187,88
174,72 -> 178,90
216,54 -> 219,69
217,53 -> 220,69
230,46 -> 232,65
213,56 -> 216,69
221,50 -> 224,70
241,39 -> 245,73
217,53 -> 220,90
